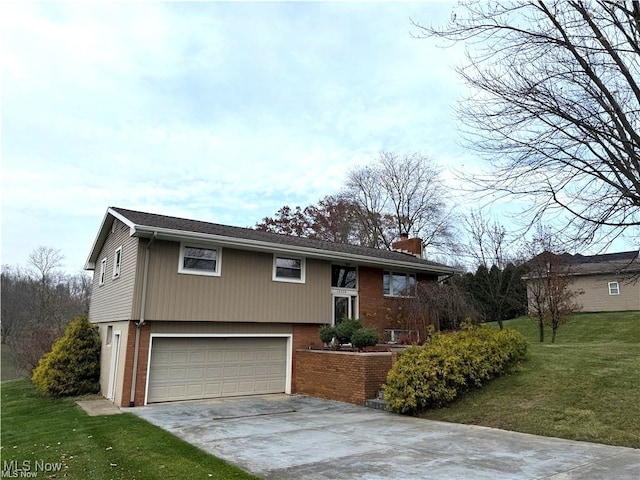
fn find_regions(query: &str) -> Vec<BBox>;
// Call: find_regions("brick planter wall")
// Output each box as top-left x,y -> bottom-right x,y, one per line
294,349 -> 395,405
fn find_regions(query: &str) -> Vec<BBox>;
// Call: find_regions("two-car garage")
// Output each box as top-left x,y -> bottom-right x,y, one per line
146,336 -> 290,404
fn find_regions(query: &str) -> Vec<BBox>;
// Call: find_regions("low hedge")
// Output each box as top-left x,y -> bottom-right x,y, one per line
383,326 -> 527,415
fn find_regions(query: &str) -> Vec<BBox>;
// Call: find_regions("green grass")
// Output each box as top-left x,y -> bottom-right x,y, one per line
1,379 -> 259,480
419,311 -> 640,448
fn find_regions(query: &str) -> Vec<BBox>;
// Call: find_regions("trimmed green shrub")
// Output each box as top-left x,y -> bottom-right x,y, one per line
335,318 -> 362,344
351,327 -> 380,351
31,315 -> 100,397
319,325 -> 337,345
383,326 -> 527,415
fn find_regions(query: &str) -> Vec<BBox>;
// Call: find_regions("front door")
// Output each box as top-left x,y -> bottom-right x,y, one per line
333,294 -> 357,324
107,331 -> 120,401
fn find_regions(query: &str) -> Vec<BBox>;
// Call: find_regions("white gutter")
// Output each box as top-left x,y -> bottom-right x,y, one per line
130,225 -> 457,275
84,208 -> 140,269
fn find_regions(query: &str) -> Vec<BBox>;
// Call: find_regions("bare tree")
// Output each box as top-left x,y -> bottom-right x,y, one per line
2,248 -> 92,372
462,211 -> 528,329
28,246 -> 65,330
345,165 -> 395,249
523,227 -> 583,343
417,1 -> 640,248
346,152 -> 458,254
466,210 -> 511,269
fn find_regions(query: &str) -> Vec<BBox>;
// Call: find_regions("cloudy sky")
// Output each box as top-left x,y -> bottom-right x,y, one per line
2,2 -> 635,274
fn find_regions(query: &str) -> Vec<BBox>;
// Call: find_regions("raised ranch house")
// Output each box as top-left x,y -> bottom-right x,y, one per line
85,207 -> 456,407
524,251 -> 640,313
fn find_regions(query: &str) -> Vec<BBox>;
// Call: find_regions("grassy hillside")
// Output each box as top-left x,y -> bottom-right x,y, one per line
420,311 -> 640,448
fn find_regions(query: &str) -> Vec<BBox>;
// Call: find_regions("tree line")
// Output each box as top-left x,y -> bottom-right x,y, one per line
1,247 -> 92,373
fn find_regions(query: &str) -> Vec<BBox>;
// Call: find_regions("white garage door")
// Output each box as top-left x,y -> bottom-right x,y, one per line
147,337 -> 287,403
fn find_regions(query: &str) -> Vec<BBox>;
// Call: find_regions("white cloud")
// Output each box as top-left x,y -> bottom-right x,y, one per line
2,2 -> 633,271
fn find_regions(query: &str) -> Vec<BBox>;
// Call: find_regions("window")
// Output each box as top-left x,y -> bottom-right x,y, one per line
99,258 -> 107,285
178,243 -> 221,276
106,325 -> 113,346
331,265 -> 357,289
112,247 -> 122,279
383,271 -> 417,297
608,281 -> 620,295
273,255 -> 305,283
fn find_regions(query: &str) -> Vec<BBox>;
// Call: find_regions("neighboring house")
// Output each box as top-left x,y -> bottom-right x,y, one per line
85,207 -> 456,407
524,251 -> 640,313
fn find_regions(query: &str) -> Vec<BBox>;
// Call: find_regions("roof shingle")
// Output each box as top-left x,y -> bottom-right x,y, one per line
110,207 -> 454,270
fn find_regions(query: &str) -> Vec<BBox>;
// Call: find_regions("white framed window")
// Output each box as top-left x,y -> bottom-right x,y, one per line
106,325 -> 113,346
273,255 -> 305,283
383,271 -> 417,297
608,281 -> 620,295
99,257 -> 107,286
112,246 -> 122,279
178,243 -> 221,276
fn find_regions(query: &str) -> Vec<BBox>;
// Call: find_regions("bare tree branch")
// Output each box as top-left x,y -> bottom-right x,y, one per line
417,1 -> 640,248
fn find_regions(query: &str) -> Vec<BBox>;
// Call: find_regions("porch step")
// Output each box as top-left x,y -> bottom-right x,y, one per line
365,398 -> 389,411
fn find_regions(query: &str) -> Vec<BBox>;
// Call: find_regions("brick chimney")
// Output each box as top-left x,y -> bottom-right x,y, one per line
391,235 -> 423,258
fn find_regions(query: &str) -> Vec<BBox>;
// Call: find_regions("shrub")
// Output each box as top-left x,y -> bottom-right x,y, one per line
383,326 -> 527,415
31,315 -> 100,397
351,327 -> 380,351
334,318 -> 362,344
319,325 -> 337,345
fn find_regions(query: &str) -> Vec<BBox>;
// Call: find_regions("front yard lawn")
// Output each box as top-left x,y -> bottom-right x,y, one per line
0,379 -> 259,480
419,311 -> 640,448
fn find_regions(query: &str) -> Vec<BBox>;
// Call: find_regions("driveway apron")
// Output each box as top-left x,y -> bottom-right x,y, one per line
130,394 -> 640,480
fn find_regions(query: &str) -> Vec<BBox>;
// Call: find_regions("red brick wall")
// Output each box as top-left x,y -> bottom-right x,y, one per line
391,237 -> 422,256
134,322 -> 151,406
119,321 -> 136,408
291,324 -> 322,392
119,321 -> 151,407
294,350 -> 393,405
359,267 -> 438,340
358,266 -> 387,334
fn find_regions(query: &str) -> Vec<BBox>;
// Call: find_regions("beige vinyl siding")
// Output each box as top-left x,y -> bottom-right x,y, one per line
89,219 -> 139,323
152,321 -> 292,335
574,275 -> 640,312
98,321 -> 130,403
143,241 -> 330,323
131,239 -> 148,323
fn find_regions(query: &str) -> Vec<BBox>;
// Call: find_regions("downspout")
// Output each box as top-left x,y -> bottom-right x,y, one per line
130,232 -> 157,407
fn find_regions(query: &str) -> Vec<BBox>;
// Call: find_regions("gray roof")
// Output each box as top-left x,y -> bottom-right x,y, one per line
86,207 -> 455,274
527,251 -> 640,277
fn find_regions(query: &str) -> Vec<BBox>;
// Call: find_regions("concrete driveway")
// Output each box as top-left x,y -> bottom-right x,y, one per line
130,394 -> 639,480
